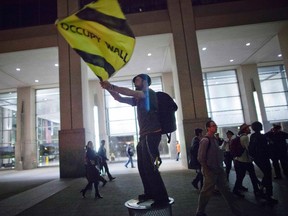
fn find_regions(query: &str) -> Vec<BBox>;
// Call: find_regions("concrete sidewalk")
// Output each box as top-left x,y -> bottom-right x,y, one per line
0,159 -> 287,216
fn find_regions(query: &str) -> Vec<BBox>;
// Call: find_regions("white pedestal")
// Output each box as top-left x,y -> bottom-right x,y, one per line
125,197 -> 174,216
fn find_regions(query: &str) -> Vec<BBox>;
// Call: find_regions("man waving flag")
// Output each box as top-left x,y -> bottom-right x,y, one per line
55,0 -> 135,81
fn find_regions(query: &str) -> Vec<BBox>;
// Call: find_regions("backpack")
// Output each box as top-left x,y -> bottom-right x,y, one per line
189,137 -> 201,169
156,91 -> 178,143
189,136 -> 211,169
127,146 -> 134,157
229,135 -> 245,158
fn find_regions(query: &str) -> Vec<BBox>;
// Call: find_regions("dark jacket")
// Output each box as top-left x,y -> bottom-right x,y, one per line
249,132 -> 270,160
265,130 -> 288,158
189,136 -> 201,169
126,146 -> 134,157
85,148 -> 101,182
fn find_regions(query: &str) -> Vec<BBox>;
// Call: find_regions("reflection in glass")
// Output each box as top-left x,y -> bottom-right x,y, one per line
0,92 -> 17,168
36,88 -> 60,167
258,65 -> 288,123
203,70 -> 244,126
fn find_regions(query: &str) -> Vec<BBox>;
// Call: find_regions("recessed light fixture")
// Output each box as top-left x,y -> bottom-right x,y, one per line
147,67 -> 151,71
246,43 -> 251,46
35,79 -> 39,83
202,47 -> 207,51
147,53 -> 152,56
54,63 -> 59,67
278,54 -> 282,57
230,59 -> 234,62
16,68 -> 20,71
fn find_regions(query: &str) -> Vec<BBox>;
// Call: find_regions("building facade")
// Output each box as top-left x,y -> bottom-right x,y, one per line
0,0 -> 287,177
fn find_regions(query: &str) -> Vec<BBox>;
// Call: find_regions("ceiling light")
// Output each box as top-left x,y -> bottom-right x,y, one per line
16,68 -> 20,71
246,43 -> 251,46
278,54 -> 282,57
147,68 -> 151,71
35,80 -> 39,83
54,63 -> 59,67
202,47 -> 207,51
147,53 -> 152,56
230,59 -> 234,62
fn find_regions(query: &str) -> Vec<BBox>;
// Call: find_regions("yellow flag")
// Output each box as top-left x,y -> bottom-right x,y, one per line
55,0 -> 135,81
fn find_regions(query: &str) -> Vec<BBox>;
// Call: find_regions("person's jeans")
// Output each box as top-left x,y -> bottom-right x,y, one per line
137,132 -> 169,202
125,156 -> 134,167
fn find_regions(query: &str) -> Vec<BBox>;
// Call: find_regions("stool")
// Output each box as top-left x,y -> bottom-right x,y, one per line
125,197 -> 174,216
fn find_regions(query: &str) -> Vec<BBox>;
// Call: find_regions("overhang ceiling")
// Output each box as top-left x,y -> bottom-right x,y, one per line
0,20 -> 287,92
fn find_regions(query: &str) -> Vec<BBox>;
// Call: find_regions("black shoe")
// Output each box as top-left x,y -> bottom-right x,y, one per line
138,194 -> 153,202
151,199 -> 170,207
102,180 -> 107,187
266,197 -> 278,205
109,177 -> 116,181
254,190 -> 264,198
192,181 -> 199,190
196,212 -> 207,216
239,186 -> 248,192
274,176 -> 282,180
95,194 -> 103,199
80,189 -> 86,198
233,190 -> 245,198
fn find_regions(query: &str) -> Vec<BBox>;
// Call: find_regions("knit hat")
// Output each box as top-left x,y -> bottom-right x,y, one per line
132,74 -> 151,86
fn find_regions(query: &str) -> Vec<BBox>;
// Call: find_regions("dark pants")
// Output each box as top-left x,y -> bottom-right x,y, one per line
224,152 -> 233,180
233,160 -> 260,192
101,161 -> 113,180
83,165 -> 102,195
83,181 -> 100,196
271,154 -> 288,177
176,152 -> 180,161
137,133 -> 169,202
254,158 -> 273,196
125,155 -> 134,168
192,169 -> 203,188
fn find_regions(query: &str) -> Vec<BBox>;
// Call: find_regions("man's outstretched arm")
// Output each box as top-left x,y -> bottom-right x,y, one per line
101,81 -> 144,99
108,90 -> 135,106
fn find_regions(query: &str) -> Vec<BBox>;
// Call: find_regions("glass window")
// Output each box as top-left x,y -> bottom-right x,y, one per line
105,76 -> 167,161
258,65 -> 288,122
36,88 -> 60,167
0,92 -> 17,168
203,70 -> 244,127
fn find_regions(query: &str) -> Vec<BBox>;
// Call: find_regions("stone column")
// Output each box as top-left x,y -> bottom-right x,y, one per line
88,80 -> 107,151
237,64 -> 270,130
15,87 -> 37,170
278,24 -> 288,78
162,72 -> 178,158
57,0 -> 87,178
167,0 -> 209,167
